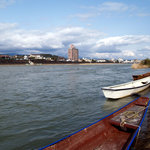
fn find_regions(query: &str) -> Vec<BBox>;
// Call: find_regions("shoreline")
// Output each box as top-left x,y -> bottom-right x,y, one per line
0,63 -> 129,66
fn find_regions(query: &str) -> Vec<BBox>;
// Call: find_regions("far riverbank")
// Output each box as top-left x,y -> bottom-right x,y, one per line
0,63 -> 128,66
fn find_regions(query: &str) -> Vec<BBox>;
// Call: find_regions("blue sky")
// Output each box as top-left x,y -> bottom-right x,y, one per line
0,0 -> 150,59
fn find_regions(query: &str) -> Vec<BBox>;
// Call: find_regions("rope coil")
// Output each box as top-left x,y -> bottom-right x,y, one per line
119,106 -> 148,128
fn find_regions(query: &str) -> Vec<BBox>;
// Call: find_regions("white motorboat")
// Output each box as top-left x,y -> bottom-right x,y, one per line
101,76 -> 150,99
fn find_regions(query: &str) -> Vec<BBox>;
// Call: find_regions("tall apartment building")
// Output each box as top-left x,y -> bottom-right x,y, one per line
68,44 -> 79,61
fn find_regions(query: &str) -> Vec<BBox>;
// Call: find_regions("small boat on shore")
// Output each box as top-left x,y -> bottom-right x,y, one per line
101,76 -> 150,99
40,97 -> 150,150
133,72 -> 150,81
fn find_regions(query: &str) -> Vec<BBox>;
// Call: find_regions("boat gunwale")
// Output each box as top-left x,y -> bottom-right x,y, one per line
133,72 -> 150,81
101,76 -> 150,91
101,82 -> 150,91
39,97 -> 141,150
126,99 -> 150,150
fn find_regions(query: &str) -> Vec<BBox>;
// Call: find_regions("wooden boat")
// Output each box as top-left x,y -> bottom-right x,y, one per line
133,72 -> 150,80
101,76 -> 150,99
40,97 -> 150,150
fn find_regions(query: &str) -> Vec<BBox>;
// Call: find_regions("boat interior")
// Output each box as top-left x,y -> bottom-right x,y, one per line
103,76 -> 150,90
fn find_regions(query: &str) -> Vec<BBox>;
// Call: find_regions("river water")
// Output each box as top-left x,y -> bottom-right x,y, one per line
0,64 -> 150,150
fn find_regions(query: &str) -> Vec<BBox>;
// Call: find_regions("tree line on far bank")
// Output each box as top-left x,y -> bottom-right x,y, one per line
141,58 -> 150,67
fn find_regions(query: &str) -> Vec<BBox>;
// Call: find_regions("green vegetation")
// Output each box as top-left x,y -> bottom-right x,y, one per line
140,58 -> 150,67
91,59 -> 96,63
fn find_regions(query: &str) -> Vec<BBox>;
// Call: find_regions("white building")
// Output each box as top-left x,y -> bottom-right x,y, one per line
97,59 -> 106,63
82,58 -> 92,62
24,55 -> 28,60
118,58 -> 124,63
29,54 -> 43,59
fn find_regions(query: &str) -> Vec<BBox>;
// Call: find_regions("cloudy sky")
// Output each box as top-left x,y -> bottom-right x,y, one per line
0,0 -> 150,59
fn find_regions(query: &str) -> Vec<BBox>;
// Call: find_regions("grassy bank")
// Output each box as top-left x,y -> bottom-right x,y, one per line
131,58 -> 150,69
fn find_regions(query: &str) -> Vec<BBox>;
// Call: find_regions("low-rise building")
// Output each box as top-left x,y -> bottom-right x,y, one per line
29,54 -> 43,59
57,56 -> 66,62
24,55 -> 29,60
123,60 -> 134,63
96,59 -> 106,63
82,58 -> 92,62
13,55 -> 26,60
118,58 -> 124,63
0,55 -> 11,59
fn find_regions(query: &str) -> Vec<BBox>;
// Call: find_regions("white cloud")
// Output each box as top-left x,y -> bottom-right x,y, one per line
144,46 -> 150,50
91,53 -> 112,58
0,0 -> 15,8
0,23 -> 150,59
137,13 -> 150,17
72,1 -> 150,20
99,2 -> 128,12
70,13 -> 95,20
0,23 -> 17,30
72,2 -> 132,20
0,23 -> 104,55
123,51 -> 135,57
95,35 -> 150,49
92,50 -> 136,59
92,35 -> 150,59
137,46 -> 150,54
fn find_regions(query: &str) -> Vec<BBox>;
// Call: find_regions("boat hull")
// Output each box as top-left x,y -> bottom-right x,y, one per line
40,97 -> 150,150
133,72 -> 150,80
102,76 -> 150,99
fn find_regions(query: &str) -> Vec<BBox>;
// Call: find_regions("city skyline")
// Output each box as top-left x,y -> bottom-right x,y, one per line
0,0 -> 150,59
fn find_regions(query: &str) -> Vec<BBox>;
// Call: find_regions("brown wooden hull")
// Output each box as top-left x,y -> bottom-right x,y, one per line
133,72 -> 150,80
40,97 -> 150,150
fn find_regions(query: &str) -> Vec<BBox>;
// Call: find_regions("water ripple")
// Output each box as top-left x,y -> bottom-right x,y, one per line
0,64 -> 150,150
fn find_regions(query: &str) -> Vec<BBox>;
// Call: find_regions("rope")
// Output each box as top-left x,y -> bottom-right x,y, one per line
123,110 -> 139,119
119,106 -> 149,128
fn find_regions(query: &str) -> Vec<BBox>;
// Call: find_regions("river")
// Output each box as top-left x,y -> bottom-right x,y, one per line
0,64 -> 150,150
